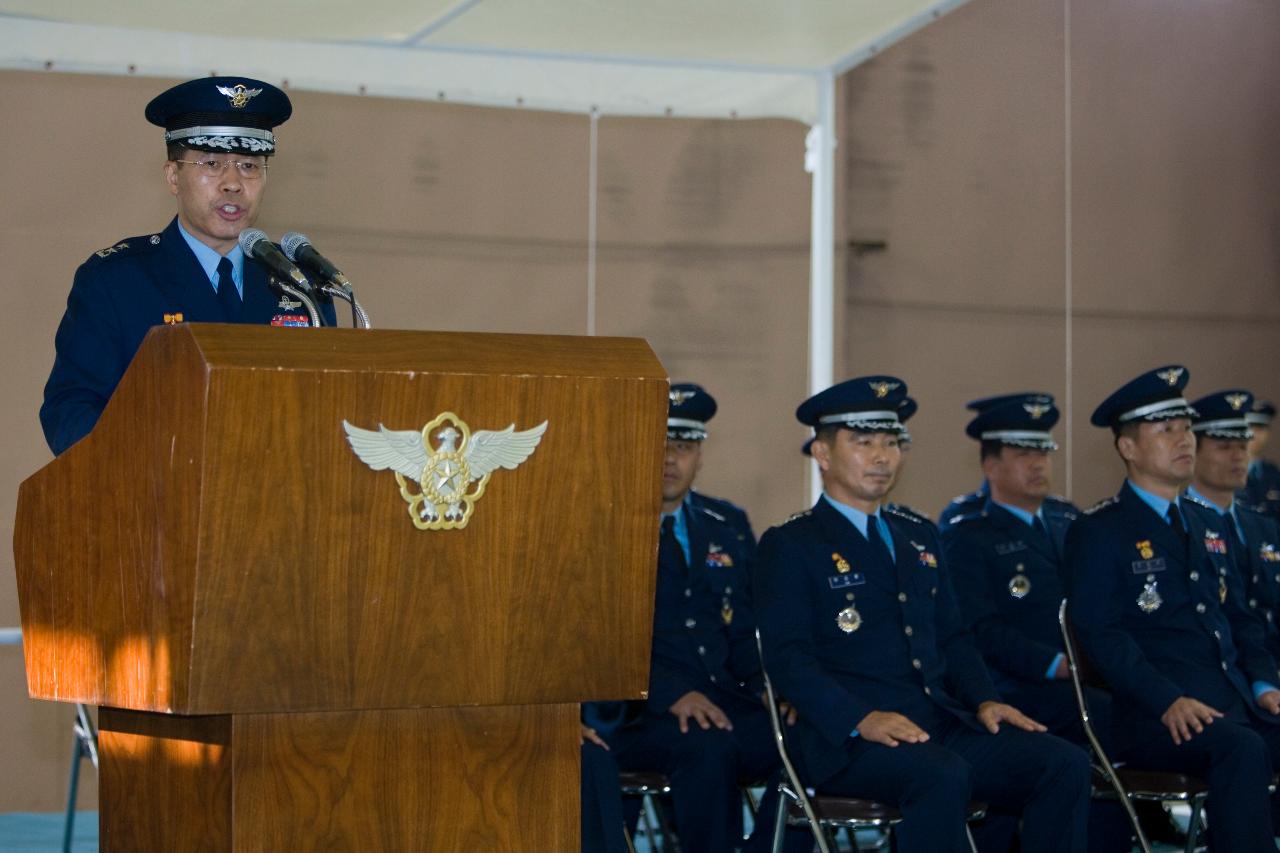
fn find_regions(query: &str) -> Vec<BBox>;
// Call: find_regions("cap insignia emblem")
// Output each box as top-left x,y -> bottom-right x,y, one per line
868,380 -> 900,399
343,412 -> 547,531
216,83 -> 264,109
1226,393 -> 1249,411
1024,402 -> 1050,419
669,389 -> 696,405
1156,367 -> 1184,387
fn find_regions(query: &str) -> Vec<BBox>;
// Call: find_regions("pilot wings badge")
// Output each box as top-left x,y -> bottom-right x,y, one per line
343,412 -> 548,530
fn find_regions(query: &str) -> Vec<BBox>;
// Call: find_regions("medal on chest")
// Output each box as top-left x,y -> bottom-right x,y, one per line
836,605 -> 862,633
1137,579 -> 1162,613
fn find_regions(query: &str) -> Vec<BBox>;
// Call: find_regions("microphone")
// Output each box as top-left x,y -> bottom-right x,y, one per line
281,232 -> 353,294
238,229 -> 313,292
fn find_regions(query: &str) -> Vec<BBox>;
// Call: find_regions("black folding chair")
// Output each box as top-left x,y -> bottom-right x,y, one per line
1058,599 -> 1209,853
754,629 -> 984,853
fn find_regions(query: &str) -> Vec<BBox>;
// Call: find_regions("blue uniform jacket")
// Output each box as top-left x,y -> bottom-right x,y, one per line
1223,501 -> 1280,667
689,490 -> 756,559
1241,458 -> 1280,524
755,498 -> 999,785
1064,482 -> 1278,726
644,502 -> 762,716
938,486 -> 986,528
41,217 -> 336,455
942,499 -> 1077,689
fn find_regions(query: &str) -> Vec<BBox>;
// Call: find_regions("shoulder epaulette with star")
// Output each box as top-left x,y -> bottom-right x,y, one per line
695,505 -> 727,523
1083,496 -> 1118,516
948,508 -> 988,527
1182,493 -> 1217,512
884,504 -> 933,527
84,233 -> 163,266
782,509 -> 812,525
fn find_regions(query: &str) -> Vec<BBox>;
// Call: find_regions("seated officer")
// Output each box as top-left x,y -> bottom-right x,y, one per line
594,384 -> 809,853
1185,390 -> 1280,666
942,396 -> 1080,721
1065,366 -> 1280,853
942,397 -> 1136,852
755,376 -> 1090,853
937,392 -> 1057,527
1242,400 -> 1280,522
41,76 -> 334,455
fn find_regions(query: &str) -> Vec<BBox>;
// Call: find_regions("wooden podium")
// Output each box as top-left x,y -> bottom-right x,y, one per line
13,324 -> 667,851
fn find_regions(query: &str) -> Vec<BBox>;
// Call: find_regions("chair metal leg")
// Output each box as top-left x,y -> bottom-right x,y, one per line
965,825 -> 979,853
623,824 -> 638,853
770,786 -> 789,853
648,793 -> 680,853
61,734 -> 82,853
1184,795 -> 1206,853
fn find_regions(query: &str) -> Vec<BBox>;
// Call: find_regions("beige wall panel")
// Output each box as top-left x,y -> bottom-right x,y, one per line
595,117 -> 812,530
840,0 -> 1068,516
842,0 -> 1066,311
1069,0 -> 1280,317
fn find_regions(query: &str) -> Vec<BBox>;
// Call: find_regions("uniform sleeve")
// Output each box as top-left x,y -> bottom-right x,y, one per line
942,526 -> 1062,681
753,528 -> 871,747
1064,518 -> 1183,719
932,541 -> 1001,708
40,263 -> 130,455
725,559 -> 765,696
644,660 -> 701,715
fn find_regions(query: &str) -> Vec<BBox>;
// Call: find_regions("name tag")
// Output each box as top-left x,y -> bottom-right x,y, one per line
1131,558 -> 1167,574
995,541 -> 1027,555
829,573 -> 866,589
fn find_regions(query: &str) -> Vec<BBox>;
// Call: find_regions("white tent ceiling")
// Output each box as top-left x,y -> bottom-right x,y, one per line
0,0 -> 970,122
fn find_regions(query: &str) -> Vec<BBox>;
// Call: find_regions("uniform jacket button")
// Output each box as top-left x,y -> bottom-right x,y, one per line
1195,603 -> 1206,614
685,618 -> 697,628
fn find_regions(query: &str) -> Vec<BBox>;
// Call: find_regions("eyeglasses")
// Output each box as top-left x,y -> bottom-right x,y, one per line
171,158 -> 268,180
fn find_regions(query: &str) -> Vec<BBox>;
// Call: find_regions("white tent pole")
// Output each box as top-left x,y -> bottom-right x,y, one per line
806,71 -> 837,505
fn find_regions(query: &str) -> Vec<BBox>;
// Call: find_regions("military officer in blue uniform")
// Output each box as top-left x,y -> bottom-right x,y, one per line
41,75 -> 335,455
755,376 -> 1091,853
938,392 -> 1059,527
1242,400 -> 1280,522
941,398 -> 1139,851
941,397 -> 1080,721
593,384 -> 809,853
1065,366 -> 1280,853
1186,389 -> 1280,668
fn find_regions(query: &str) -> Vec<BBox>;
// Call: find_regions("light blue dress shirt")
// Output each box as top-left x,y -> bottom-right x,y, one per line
176,220 -> 244,298
823,493 -> 895,562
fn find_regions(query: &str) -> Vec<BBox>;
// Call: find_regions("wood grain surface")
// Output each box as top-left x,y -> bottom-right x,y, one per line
98,703 -> 577,851
15,324 -> 667,714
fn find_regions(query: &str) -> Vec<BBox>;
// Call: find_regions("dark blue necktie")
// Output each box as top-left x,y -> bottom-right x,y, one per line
216,257 -> 241,322
867,516 -> 893,564
660,515 -> 687,573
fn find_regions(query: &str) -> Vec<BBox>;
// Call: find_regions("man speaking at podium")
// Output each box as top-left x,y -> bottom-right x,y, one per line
40,75 -> 334,456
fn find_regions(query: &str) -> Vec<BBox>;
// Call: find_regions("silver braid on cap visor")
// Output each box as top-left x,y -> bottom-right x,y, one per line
817,410 -> 903,432
979,430 -> 1059,450
667,418 -> 707,441
1192,418 -> 1253,439
1116,397 -> 1197,423
166,125 -> 276,152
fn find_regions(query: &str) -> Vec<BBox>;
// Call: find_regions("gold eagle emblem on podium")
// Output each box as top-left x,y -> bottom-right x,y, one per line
343,412 -> 548,530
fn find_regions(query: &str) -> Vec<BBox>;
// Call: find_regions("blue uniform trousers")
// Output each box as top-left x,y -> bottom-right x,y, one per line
608,693 -> 811,853
1118,714 -> 1280,853
581,742 -> 628,853
814,714 -> 1090,853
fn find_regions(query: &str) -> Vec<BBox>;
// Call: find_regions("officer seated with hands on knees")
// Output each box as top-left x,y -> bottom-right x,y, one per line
754,376 -> 1091,853
583,384 -> 810,853
1065,366 -> 1280,853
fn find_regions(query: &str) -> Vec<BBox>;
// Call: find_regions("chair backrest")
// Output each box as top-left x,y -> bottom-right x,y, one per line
1058,599 -> 1152,853
754,628 -> 832,853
